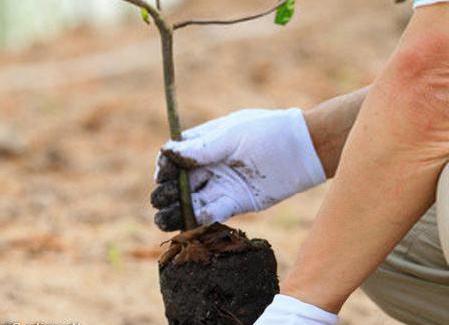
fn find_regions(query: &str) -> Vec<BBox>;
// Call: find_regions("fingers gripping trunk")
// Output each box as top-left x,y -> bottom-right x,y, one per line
151,108 -> 326,232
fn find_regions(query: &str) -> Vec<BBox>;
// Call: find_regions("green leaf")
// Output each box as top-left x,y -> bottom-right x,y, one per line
275,0 -> 296,26
140,8 -> 151,25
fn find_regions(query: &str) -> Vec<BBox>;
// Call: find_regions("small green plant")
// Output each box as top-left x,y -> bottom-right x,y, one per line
107,242 -> 123,269
120,0 -> 295,231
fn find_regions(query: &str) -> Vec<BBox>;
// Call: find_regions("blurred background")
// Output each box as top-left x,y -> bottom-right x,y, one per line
0,0 -> 413,324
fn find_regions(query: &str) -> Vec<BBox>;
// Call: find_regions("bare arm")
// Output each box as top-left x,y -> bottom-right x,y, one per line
305,87 -> 369,178
282,4 -> 449,313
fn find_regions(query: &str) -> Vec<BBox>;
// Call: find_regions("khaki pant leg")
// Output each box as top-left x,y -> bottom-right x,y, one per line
362,205 -> 449,325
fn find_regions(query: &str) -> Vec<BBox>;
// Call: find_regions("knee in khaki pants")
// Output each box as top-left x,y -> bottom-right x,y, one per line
362,206 -> 449,325
437,163 -> 449,265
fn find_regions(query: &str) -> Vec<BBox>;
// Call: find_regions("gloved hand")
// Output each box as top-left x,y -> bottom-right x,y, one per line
414,0 -> 449,8
151,108 -> 326,231
255,295 -> 338,325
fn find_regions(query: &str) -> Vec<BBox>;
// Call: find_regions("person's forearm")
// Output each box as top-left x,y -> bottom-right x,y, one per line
282,4 -> 449,313
304,87 -> 369,178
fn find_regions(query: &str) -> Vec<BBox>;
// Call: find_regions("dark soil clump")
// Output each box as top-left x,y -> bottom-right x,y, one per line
159,223 -> 279,325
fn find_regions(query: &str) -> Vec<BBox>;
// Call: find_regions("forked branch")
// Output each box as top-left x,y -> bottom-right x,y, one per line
122,0 -> 167,31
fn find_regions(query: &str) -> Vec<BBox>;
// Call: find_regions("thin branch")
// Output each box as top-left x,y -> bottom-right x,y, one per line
173,0 -> 288,30
156,0 -> 161,10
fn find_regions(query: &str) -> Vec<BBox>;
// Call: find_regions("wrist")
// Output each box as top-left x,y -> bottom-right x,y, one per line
302,87 -> 369,179
291,108 -> 326,189
280,272 -> 348,314
303,109 -> 333,179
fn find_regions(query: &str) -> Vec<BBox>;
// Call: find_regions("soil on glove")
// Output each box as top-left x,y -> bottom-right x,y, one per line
159,223 -> 279,325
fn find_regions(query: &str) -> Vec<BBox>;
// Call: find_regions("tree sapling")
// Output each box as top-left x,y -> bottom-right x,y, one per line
120,1 -> 296,323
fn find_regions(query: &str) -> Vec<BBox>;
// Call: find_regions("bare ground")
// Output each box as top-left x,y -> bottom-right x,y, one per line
0,0 -> 412,324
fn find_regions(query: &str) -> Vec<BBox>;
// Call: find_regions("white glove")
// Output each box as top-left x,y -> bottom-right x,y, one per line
157,108 -> 325,226
414,0 -> 449,8
255,295 -> 339,325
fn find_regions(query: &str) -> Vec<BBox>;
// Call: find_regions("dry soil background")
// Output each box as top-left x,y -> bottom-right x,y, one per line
0,0 -> 412,324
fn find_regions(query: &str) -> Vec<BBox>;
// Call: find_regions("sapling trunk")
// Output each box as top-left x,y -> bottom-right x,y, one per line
159,25 -> 198,231
126,0 -> 197,230
123,0 -> 293,230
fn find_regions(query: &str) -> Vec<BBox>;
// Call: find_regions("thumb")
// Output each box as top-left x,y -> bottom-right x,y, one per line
163,135 -> 232,168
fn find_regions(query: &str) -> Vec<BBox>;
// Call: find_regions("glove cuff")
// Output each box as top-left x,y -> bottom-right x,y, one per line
414,0 -> 449,8
256,294 -> 339,325
292,108 -> 327,189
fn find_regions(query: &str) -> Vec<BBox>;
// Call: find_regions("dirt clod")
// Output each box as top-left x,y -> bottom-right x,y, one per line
159,223 -> 279,325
